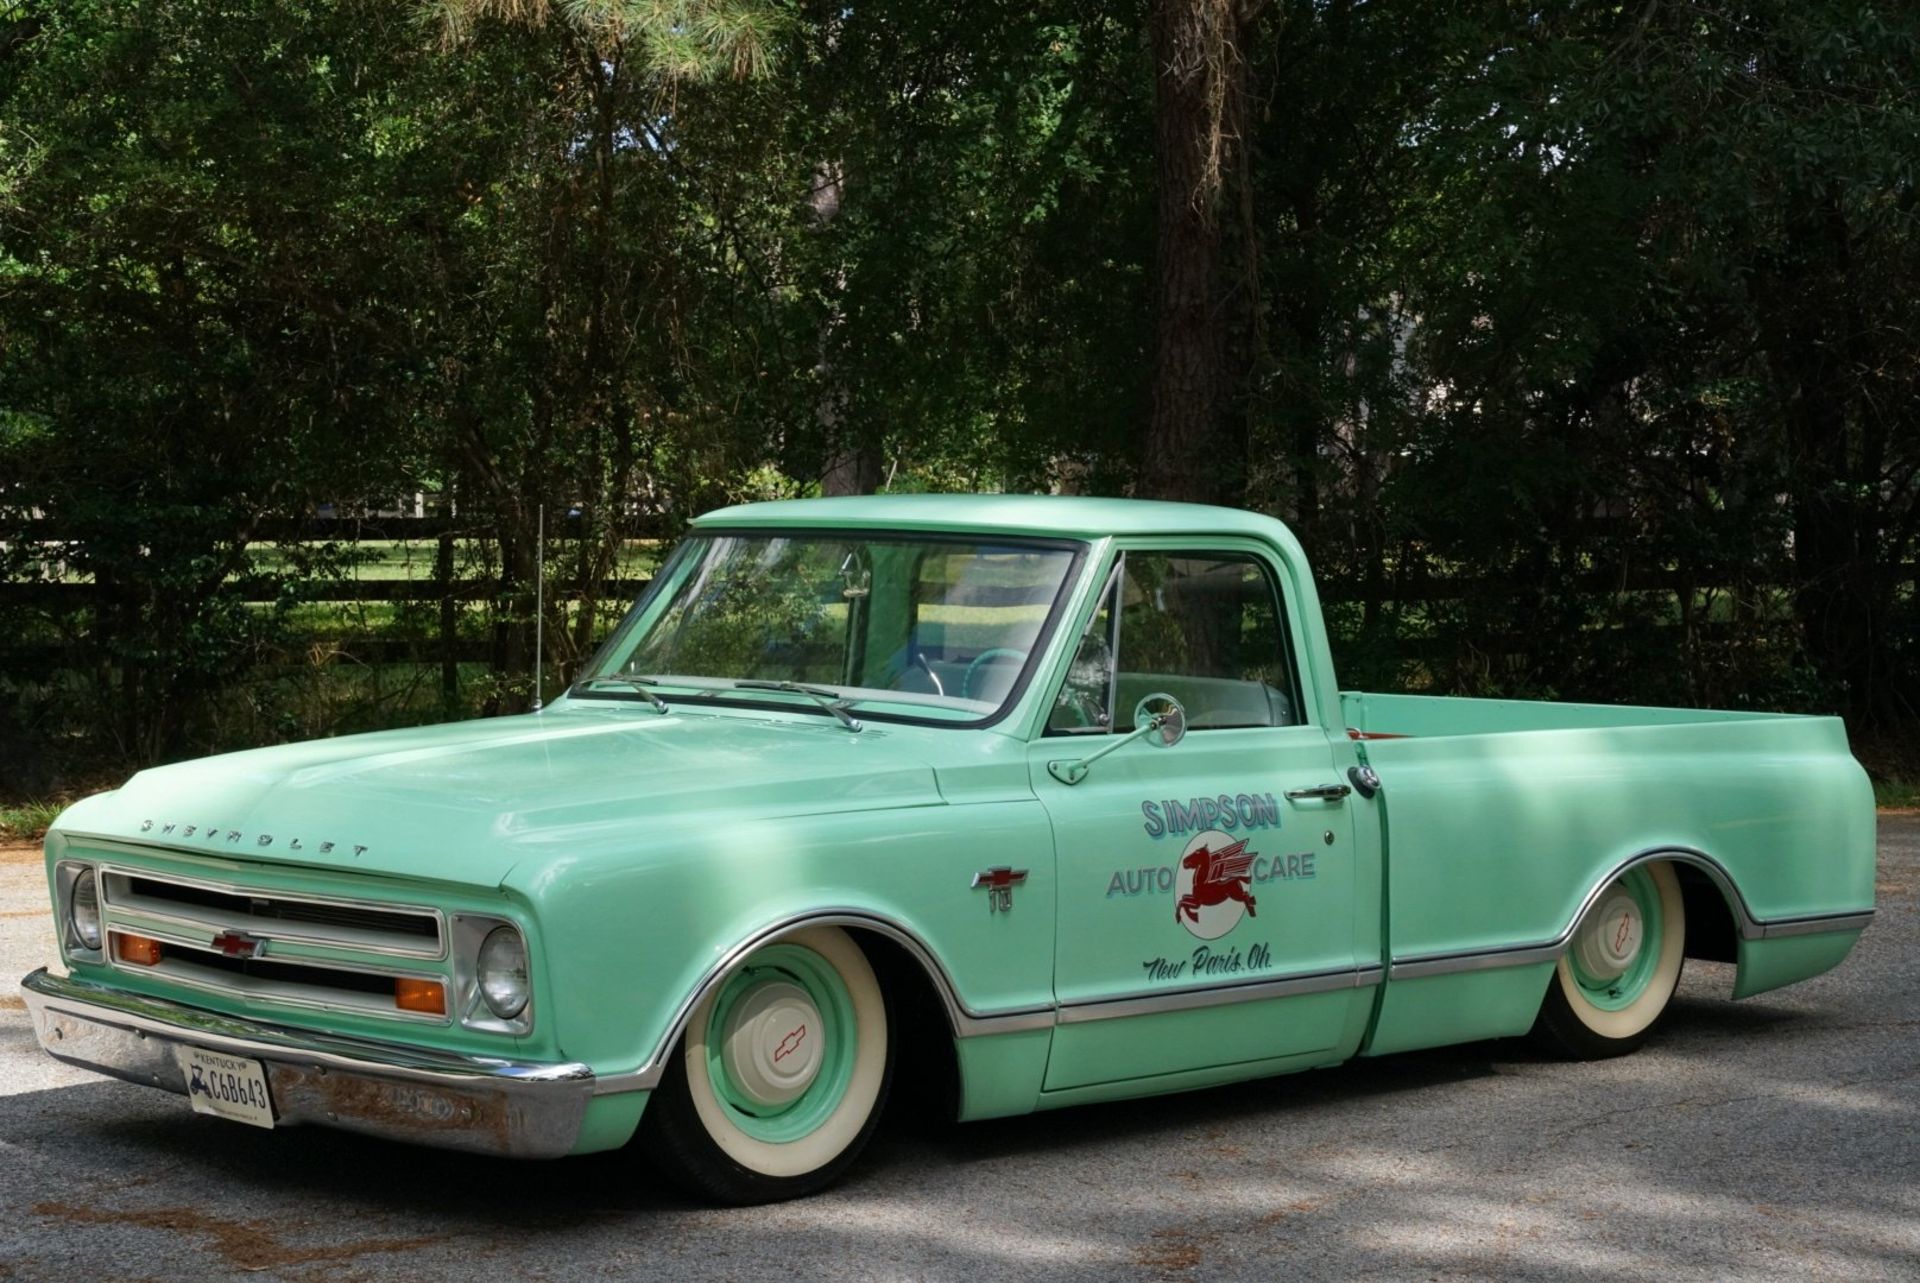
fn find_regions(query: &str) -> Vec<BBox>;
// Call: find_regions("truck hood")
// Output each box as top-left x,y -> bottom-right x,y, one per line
54,707 -> 946,888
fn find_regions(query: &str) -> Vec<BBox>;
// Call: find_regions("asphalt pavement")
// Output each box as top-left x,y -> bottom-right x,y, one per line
2,821 -> 1916,1282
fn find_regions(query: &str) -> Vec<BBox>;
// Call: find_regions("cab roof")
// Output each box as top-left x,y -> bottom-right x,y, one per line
693,494 -> 1297,544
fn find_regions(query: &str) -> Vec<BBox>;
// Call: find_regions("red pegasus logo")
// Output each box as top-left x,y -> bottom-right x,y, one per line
773,1024 -> 807,1064
1176,837 -> 1258,927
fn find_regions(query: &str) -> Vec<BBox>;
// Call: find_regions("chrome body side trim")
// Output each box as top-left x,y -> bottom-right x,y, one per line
1386,845 -> 1874,981
1757,910 -> 1876,940
20,969 -> 591,1159
1388,943 -> 1562,981
1054,964 -> 1382,1025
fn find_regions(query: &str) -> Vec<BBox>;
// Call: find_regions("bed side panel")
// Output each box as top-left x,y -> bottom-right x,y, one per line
1361,715 -> 1874,967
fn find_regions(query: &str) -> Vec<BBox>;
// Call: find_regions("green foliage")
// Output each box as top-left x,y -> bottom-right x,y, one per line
1875,779 -> 1920,811
425,0 -> 794,79
0,0 -> 1915,783
1238,0 -> 1918,721
0,797 -> 63,841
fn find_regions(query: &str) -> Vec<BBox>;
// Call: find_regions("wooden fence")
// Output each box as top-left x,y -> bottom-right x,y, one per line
0,516 -> 646,667
0,515 -> 1840,672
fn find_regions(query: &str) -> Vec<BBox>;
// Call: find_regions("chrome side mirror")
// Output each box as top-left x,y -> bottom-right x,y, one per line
1135,692 -> 1186,748
1047,692 -> 1188,786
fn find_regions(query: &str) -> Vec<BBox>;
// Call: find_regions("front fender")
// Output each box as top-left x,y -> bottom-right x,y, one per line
510,800 -> 1058,1086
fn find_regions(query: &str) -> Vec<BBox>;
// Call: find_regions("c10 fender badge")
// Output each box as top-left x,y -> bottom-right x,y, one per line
972,867 -> 1028,913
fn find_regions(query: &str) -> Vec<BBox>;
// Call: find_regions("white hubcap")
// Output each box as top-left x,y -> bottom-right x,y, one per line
1576,889 -> 1644,981
720,979 -> 824,1108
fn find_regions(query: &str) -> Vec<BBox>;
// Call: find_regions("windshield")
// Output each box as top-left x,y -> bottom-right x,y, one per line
578,532 -> 1084,724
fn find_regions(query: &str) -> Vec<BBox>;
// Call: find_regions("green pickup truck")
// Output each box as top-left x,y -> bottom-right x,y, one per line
22,496 -> 1877,1203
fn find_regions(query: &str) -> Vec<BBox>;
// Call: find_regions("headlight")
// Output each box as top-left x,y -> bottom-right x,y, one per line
69,867 -> 102,952
477,926 -> 529,1019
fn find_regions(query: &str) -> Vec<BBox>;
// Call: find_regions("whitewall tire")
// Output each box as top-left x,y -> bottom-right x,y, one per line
1532,860 -> 1686,1058
642,926 -> 893,1203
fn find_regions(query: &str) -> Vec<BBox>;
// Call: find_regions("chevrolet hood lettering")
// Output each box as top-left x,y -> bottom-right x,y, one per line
138,818 -> 364,857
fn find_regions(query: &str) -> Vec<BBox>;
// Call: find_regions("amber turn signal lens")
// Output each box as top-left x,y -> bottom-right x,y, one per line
113,932 -> 164,966
394,978 -> 446,1015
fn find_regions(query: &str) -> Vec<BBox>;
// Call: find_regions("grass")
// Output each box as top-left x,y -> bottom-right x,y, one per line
1873,779 -> 1920,810
0,798 -> 64,843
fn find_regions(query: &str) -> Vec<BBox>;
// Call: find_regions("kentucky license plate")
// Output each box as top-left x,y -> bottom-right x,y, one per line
175,1046 -> 275,1129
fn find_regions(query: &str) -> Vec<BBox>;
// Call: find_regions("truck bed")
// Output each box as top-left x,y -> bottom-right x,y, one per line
1338,690 -> 1876,1055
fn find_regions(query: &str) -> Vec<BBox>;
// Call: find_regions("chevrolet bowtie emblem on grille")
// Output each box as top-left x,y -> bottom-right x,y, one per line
208,931 -> 264,959
971,867 -> 1028,913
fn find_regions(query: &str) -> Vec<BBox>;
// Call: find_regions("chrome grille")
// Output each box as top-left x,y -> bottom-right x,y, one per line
96,865 -> 449,1024
102,868 -> 443,960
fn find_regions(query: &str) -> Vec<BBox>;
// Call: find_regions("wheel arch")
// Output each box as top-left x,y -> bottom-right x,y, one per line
1570,845 -> 1763,955
1527,844 -> 1757,1023
611,909 -> 987,1097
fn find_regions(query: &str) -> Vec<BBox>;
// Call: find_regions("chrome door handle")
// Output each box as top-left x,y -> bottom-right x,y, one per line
1285,783 -> 1351,804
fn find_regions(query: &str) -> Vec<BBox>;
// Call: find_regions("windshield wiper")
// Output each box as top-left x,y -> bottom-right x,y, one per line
569,674 -> 670,713
730,680 -> 864,733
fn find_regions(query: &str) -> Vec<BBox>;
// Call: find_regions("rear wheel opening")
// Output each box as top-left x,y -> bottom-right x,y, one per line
1676,864 -> 1739,963
1531,860 -> 1686,1059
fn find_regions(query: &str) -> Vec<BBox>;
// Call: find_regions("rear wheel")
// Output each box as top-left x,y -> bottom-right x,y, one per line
642,927 -> 892,1204
1532,861 -> 1686,1059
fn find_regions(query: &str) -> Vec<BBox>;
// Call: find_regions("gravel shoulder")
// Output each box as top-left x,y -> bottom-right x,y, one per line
2,825 -> 1916,1282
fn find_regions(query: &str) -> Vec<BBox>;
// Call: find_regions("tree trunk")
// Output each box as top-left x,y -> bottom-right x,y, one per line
810,153 -> 884,496
821,447 -> 883,496
1144,0 -> 1258,506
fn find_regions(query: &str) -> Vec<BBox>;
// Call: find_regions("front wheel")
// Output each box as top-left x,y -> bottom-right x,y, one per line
640,927 -> 892,1204
1531,861 -> 1686,1059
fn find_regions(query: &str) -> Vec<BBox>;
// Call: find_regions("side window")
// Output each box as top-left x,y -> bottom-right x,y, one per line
1051,550 -> 1301,734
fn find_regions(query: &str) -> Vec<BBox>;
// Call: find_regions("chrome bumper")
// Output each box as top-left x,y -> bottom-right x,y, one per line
20,968 -> 594,1159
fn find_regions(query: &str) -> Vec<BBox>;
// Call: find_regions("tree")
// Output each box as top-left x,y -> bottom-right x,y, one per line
0,0 -> 433,758
1142,0 -> 1262,505
1394,0 -> 1920,720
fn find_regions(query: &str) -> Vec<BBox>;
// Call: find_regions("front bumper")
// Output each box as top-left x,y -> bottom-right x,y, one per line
21,968 -> 594,1158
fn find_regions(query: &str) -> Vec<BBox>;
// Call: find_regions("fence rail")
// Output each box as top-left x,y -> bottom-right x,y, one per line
10,514 -> 634,542
0,578 -> 650,606
5,519 -> 1897,675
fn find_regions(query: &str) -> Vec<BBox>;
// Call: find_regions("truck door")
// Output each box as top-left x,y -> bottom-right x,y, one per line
1030,545 -> 1369,1091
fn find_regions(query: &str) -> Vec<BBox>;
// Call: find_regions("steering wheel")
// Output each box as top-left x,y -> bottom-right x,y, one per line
961,647 -> 1027,701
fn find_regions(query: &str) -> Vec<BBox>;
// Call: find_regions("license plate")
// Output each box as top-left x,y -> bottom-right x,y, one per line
175,1046 -> 275,1129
